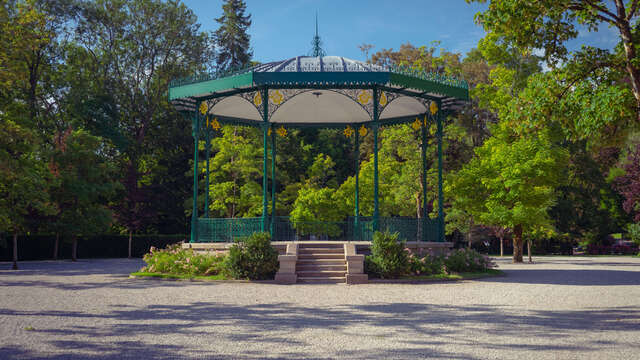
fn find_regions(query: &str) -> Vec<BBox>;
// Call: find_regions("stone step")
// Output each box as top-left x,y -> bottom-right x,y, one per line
297,247 -> 344,254
296,264 -> 347,271
296,270 -> 346,277
298,243 -> 344,249
297,276 -> 346,284
298,253 -> 344,260
297,258 -> 346,264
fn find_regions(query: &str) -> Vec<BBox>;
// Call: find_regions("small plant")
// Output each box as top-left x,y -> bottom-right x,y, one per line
224,232 -> 279,280
443,248 -> 495,273
366,231 -> 410,279
141,243 -> 225,276
409,251 -> 446,275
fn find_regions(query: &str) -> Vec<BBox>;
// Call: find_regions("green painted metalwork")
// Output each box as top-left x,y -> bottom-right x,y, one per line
195,216 -> 439,242
253,72 -> 389,87
169,72 -> 253,100
421,115 -> 428,242
309,13 -> 326,57
372,87 -> 379,232
204,123 -> 210,218
261,88 -> 269,232
388,72 -> 469,100
437,104 -> 445,242
354,128 -> 360,240
197,217 -> 263,242
190,109 -> 200,243
270,126 -> 276,238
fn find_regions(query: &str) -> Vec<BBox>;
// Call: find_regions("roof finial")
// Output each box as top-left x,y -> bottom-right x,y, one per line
310,11 -> 325,57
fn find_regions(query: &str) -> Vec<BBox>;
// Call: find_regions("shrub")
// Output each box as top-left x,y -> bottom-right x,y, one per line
443,248 -> 495,273
224,232 -> 279,280
141,243 -> 225,276
366,231 -> 409,279
413,252 -> 446,275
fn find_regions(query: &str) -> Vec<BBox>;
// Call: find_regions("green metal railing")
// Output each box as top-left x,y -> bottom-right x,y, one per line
195,216 -> 441,243
196,217 -> 262,242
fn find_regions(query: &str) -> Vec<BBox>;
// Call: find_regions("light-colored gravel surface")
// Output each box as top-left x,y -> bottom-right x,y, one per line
1,256 -> 639,359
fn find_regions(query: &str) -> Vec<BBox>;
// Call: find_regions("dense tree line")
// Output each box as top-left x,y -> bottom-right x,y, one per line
2,0 -> 639,266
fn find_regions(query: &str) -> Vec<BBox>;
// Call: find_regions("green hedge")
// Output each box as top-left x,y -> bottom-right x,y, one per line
0,234 -> 186,261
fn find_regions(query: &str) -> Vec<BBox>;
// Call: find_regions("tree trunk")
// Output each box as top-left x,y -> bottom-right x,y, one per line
467,231 -> 472,249
615,5 -> 640,119
53,233 -> 59,260
71,236 -> 78,262
12,233 -> 18,270
528,240 -> 532,263
128,231 -> 132,259
512,225 -> 523,263
499,235 -> 504,257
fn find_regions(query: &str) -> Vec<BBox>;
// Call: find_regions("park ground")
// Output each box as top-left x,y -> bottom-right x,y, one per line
1,256 -> 639,359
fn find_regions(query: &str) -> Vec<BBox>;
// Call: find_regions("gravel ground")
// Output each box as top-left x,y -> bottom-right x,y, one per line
1,256 -> 639,359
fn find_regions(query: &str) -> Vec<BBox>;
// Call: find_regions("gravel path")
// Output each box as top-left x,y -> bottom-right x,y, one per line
1,256 -> 639,359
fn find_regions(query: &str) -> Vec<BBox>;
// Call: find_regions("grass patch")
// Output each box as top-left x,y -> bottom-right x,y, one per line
399,269 -> 504,281
130,271 -> 229,281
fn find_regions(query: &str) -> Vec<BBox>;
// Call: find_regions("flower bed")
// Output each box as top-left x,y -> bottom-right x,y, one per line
365,231 -> 497,279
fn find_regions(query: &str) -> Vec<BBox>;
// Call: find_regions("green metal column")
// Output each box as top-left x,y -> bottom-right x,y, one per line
372,87 -> 380,232
261,88 -> 269,233
190,109 -> 200,243
354,127 -> 360,240
204,121 -> 210,218
437,104 -> 444,242
270,127 -> 276,239
421,114 -> 428,242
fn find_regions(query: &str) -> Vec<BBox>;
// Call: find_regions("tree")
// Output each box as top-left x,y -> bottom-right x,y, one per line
0,120 -> 53,269
206,126 -> 263,218
214,0 -> 252,71
48,129 -> 119,261
447,122 -> 568,262
290,154 -> 344,237
468,0 -> 640,121
74,0 -> 212,236
615,142 -> 640,222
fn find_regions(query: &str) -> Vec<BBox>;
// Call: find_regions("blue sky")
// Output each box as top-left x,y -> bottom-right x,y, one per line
183,0 -> 619,63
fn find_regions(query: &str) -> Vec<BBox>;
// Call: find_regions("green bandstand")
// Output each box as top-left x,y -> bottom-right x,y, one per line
169,55 -> 468,243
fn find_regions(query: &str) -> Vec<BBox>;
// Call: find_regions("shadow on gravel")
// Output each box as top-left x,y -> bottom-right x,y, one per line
0,259 -> 145,277
481,269 -> 640,286
1,302 -> 639,359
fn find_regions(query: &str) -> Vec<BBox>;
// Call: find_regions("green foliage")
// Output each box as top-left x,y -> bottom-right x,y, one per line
367,231 -> 409,279
628,223 -> 640,247
290,154 -> 344,236
443,248 -> 496,273
224,232 -> 278,280
214,0 -> 252,70
48,129 -> 120,238
206,126 -> 263,218
408,252 -> 445,276
141,243 -> 225,276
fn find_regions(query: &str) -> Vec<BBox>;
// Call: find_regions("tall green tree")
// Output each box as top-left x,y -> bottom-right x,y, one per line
74,0 -> 211,236
206,126 -> 263,218
468,0 -> 640,121
214,0 -> 252,71
47,129 -> 119,261
447,122 -> 568,262
0,120 -> 53,269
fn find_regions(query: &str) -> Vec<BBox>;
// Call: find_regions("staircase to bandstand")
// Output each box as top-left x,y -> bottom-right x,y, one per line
274,242 -> 368,284
296,243 -> 347,283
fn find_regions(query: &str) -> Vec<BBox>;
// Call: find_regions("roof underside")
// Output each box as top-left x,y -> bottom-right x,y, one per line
169,56 -> 469,125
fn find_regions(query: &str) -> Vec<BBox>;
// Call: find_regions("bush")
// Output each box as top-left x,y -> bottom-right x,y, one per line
443,248 -> 495,273
409,252 -> 446,276
224,232 -> 279,280
141,243 -> 225,276
366,231 -> 409,279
